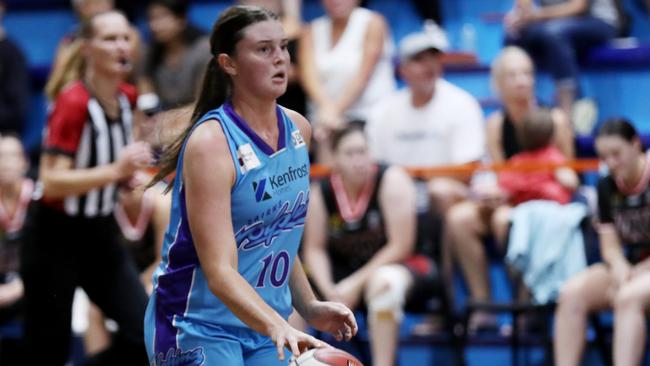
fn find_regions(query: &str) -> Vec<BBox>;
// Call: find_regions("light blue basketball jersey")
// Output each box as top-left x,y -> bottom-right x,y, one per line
145,102 -> 310,361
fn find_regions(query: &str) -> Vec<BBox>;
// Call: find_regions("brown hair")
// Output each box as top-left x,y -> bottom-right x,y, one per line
517,108 -> 555,152
149,5 -> 278,191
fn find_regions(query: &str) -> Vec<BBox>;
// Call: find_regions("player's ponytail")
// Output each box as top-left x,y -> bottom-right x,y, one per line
151,5 -> 278,191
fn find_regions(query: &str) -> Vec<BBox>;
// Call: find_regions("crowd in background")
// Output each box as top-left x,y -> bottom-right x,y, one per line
0,0 -> 649,365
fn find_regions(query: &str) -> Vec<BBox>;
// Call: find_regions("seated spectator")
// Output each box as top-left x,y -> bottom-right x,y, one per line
554,118 -> 650,366
0,134 -> 32,363
0,1 -> 29,136
498,107 -> 579,205
304,124 -> 438,366
446,46 -> 573,332
504,0 -> 622,129
299,0 -> 396,162
140,0 -> 210,110
366,22 -> 485,213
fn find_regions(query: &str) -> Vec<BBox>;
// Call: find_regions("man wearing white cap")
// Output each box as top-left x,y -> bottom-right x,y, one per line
367,21 -> 486,215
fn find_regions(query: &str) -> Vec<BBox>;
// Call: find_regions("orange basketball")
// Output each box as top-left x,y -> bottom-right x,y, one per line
290,347 -> 364,366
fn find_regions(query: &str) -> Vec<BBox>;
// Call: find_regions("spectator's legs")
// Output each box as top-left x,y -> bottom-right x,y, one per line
554,264 -> 612,366
489,205 -> 511,247
612,271 -> 650,366
510,17 -> 616,119
427,177 -> 468,214
411,0 -> 443,24
446,201 -> 490,302
365,265 -> 413,366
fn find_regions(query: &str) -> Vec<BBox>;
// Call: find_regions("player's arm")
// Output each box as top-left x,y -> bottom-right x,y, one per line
141,184 -> 171,293
184,120 -> 321,360
302,183 -> 338,300
289,254 -> 358,342
284,105 -> 312,147
337,167 -> 417,295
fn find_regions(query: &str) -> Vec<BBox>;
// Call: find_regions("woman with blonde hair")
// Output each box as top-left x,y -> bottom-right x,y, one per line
21,11 -> 152,365
445,46 -> 574,332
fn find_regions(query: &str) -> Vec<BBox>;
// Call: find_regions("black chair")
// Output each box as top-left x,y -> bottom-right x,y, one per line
460,216 -> 601,366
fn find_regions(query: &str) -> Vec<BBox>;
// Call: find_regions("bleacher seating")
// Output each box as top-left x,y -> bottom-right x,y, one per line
2,1 -> 650,365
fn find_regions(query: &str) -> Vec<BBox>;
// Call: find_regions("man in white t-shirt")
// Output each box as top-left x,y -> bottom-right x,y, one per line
367,22 -> 485,212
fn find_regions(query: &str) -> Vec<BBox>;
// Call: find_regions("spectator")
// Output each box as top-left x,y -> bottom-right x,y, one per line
554,118 -> 650,366
299,0 -> 396,162
21,11 -> 152,365
303,123 -> 425,366
0,1 -> 30,136
504,0 -> 621,129
366,22 -> 485,213
140,0 -> 211,110
445,46 -> 573,332
0,134 -> 32,364
498,107 -> 579,206
239,0 -> 307,115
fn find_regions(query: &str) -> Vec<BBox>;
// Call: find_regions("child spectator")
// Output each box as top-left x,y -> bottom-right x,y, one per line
498,107 -> 579,205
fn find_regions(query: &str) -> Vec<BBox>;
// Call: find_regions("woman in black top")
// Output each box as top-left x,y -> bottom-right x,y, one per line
554,118 -> 650,366
303,123 -> 420,366
446,46 -> 574,332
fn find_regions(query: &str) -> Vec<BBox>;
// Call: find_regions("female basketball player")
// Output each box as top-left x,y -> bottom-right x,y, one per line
554,118 -> 650,366
146,6 -> 357,365
21,11 -> 152,365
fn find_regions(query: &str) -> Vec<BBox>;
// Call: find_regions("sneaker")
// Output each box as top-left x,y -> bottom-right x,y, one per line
572,98 -> 598,136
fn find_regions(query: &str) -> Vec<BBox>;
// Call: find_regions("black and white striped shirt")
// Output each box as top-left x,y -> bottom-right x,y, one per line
43,81 -> 136,218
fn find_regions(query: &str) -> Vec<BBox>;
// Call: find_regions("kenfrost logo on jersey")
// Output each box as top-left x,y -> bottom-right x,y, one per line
252,179 -> 272,202
154,347 -> 205,366
268,164 -> 309,190
236,191 -> 309,251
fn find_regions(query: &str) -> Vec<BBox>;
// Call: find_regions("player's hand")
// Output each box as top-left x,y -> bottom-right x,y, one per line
333,277 -> 363,310
268,321 -> 328,361
303,300 -> 358,342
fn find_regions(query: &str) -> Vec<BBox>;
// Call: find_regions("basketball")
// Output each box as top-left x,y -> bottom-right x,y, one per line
290,348 -> 364,366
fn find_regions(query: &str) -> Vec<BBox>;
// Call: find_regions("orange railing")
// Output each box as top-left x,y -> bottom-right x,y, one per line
310,159 -> 601,179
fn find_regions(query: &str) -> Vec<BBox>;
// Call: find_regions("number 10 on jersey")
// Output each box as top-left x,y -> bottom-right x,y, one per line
255,251 -> 290,288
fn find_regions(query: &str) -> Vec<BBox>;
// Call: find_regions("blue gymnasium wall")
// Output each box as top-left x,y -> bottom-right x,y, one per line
3,0 -> 650,153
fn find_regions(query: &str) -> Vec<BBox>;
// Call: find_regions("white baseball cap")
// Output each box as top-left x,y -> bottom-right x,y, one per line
398,20 -> 449,62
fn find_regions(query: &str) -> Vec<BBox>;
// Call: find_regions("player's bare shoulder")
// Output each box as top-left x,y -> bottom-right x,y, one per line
282,107 -> 312,148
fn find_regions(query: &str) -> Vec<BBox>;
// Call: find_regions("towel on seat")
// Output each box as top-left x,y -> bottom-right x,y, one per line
506,200 -> 589,304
